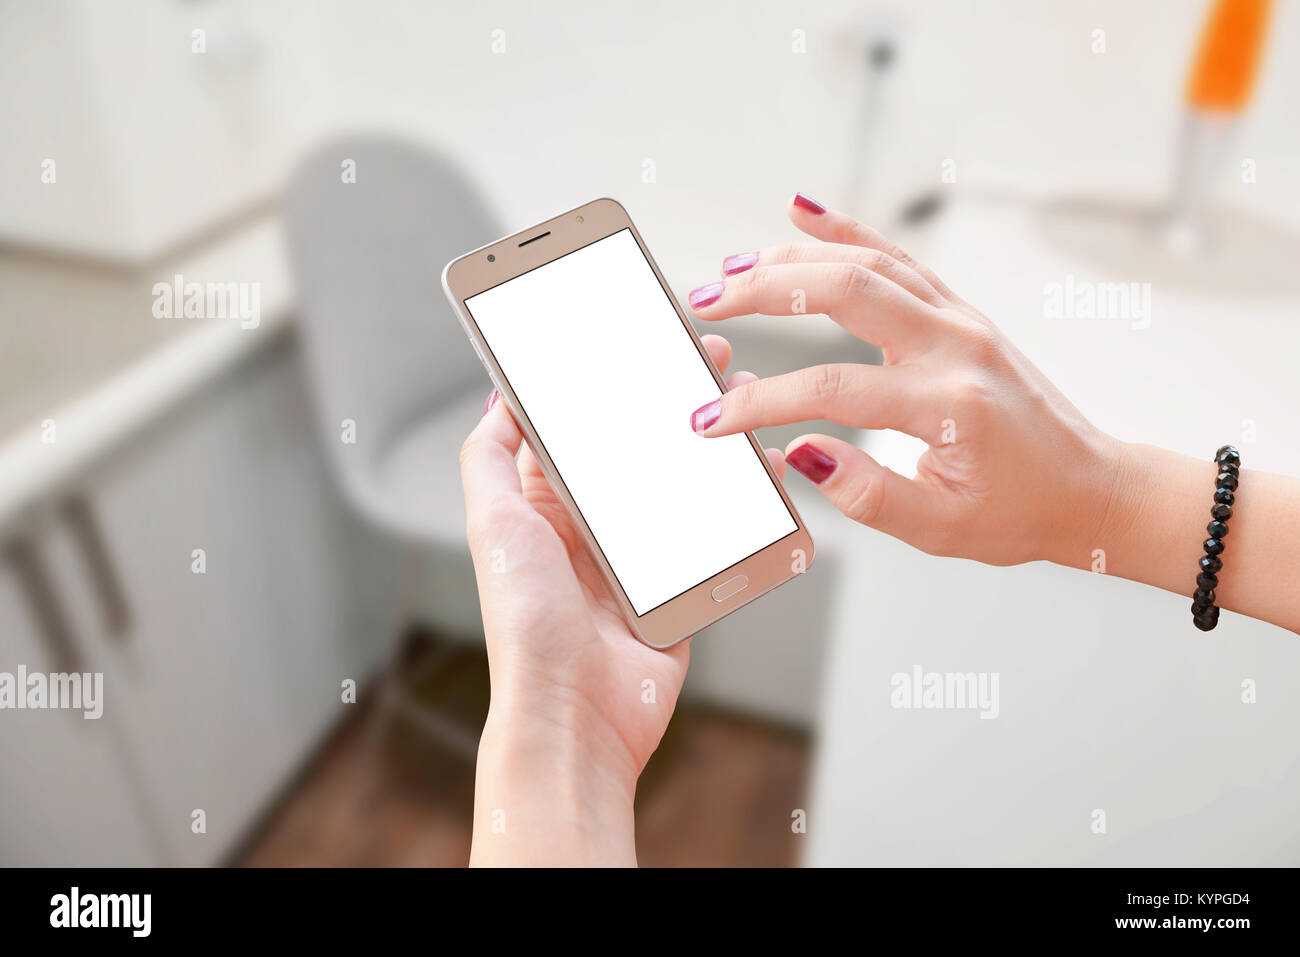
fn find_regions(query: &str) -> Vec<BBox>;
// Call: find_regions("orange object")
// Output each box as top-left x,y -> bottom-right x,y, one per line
1186,0 -> 1272,111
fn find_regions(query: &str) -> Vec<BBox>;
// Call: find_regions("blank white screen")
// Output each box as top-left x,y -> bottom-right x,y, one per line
464,228 -> 797,615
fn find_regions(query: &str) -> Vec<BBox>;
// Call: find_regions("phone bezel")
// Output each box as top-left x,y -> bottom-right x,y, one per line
442,197 -> 815,648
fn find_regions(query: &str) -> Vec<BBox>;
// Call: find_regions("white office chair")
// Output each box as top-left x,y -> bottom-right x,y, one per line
285,136 -> 501,755
285,136 -> 499,551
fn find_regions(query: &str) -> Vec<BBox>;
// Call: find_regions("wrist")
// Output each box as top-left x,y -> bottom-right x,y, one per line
471,685 -> 640,866
1069,438 -> 1214,595
1038,434 -> 1300,633
485,664 -> 643,788
1085,435 -> 1144,570
479,692 -> 641,800
1042,428 -> 1136,570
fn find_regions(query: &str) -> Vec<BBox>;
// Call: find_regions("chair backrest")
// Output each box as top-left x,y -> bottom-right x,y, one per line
284,136 -> 500,479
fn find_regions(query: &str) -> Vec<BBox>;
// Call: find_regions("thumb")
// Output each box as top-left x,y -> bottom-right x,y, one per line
459,392 -> 527,545
782,433 -> 942,548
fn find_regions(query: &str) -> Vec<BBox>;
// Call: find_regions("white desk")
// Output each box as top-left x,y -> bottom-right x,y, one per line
806,195 -> 1300,866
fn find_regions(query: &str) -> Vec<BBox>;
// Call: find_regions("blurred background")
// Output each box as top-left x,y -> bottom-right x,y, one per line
1,0 -> 1298,867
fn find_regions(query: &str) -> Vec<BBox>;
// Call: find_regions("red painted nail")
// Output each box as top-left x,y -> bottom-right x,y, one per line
792,192 -> 826,215
722,252 -> 759,276
786,442 -> 837,483
689,281 -> 725,309
690,399 -> 722,433
483,388 -> 499,414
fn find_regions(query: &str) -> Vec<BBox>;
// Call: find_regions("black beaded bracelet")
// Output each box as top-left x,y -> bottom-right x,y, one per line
1192,444 -> 1241,631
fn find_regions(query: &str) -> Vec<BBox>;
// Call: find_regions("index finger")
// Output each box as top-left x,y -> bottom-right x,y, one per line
788,193 -> 961,303
690,363 -> 940,444
689,261 -> 935,353
732,241 -> 945,308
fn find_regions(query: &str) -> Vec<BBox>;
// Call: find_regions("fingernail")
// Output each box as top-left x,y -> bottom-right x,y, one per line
483,388 -> 498,414
722,252 -> 759,276
786,442 -> 837,484
690,399 -> 722,433
792,192 -> 826,215
688,281 -> 725,309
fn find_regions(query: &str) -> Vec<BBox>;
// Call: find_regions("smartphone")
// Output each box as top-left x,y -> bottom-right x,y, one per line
442,197 -> 814,647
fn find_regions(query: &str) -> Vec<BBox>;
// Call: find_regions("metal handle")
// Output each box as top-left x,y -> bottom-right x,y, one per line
61,495 -> 132,641
4,535 -> 83,674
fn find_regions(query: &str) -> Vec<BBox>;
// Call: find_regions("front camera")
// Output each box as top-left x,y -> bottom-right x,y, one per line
487,254 -> 495,262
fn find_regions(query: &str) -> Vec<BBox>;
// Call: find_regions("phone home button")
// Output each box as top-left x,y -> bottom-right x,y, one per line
710,574 -> 749,603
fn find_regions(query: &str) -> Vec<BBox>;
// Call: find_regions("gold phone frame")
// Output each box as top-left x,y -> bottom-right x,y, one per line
442,197 -> 814,648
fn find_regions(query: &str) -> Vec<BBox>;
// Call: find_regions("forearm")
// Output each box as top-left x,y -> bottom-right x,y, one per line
1068,441 -> 1300,634
470,702 -> 640,867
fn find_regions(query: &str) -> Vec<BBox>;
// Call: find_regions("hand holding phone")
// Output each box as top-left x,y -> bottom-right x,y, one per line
444,198 -> 814,648
459,333 -> 760,865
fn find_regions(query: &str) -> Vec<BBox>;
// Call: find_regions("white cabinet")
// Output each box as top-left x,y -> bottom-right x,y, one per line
0,548 -> 162,866
83,341 -> 383,863
0,339 -> 389,865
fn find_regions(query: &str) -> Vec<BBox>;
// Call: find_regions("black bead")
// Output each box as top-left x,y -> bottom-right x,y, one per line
1215,446 -> 1241,467
1191,451 -> 1238,632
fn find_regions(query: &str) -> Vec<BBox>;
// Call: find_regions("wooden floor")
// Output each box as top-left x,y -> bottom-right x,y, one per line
235,639 -> 811,868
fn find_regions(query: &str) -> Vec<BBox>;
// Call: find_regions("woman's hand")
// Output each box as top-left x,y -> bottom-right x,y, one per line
460,334 -> 767,865
688,194 -> 1124,569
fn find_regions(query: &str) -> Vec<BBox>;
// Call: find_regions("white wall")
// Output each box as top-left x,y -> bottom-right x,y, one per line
6,1 -> 1299,269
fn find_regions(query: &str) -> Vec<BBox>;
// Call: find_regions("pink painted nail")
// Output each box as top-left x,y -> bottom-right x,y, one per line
792,192 -> 826,215
689,281 -> 725,309
786,442 -> 837,483
690,399 -> 722,433
722,252 -> 759,276
483,388 -> 499,414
